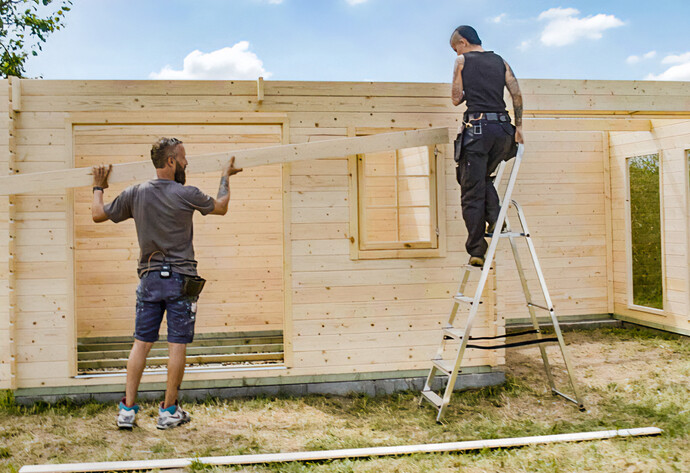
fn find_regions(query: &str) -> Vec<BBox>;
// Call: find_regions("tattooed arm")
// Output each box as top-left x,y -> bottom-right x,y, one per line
210,156 -> 243,215
504,60 -> 524,144
451,55 -> 466,106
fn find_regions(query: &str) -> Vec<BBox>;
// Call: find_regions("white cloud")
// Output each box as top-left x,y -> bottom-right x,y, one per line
149,42 -> 271,80
627,50 -> 656,65
518,40 -> 531,52
346,0 -> 369,5
538,7 -> 624,47
647,52 -> 690,80
661,52 -> 690,65
489,13 -> 506,24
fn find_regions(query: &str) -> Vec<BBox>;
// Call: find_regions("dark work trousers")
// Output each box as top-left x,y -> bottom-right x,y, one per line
456,120 -> 515,257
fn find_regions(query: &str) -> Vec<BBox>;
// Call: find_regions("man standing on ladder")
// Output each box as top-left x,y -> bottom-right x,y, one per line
91,138 -> 242,430
451,25 -> 524,266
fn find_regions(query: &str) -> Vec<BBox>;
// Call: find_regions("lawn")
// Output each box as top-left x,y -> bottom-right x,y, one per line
1,327 -> 688,473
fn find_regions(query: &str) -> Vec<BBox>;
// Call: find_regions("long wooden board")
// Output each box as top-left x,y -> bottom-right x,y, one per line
0,127 -> 451,195
18,427 -> 661,473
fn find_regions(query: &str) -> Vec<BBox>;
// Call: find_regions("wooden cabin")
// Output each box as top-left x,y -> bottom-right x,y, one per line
0,78 -> 688,401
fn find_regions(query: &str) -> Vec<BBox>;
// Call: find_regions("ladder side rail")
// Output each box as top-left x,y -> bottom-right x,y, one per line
446,146 -> 523,405
506,231 -> 557,390
449,151 -> 525,380
492,160 -> 508,197
511,200 -> 554,309
512,200 -> 586,409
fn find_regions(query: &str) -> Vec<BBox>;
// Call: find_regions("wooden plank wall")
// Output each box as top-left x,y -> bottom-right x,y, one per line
0,79 -> 10,389
609,120 -> 690,333
289,144 -> 496,373
495,131 -> 609,322
4,79 -> 688,390
73,124 -> 284,338
11,81 -> 75,387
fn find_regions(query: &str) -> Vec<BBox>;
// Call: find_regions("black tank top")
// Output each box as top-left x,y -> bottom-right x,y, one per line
461,51 -> 507,113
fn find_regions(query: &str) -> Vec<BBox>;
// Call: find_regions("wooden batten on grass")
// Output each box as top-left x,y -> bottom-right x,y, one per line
18,428 -> 663,473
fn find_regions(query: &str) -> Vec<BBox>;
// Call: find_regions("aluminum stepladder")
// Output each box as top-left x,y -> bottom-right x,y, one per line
420,144 -> 586,422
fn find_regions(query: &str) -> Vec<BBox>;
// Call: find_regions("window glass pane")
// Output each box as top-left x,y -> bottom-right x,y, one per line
358,145 -> 436,250
364,208 -> 398,243
399,207 -> 431,241
397,146 -> 429,176
364,176 -> 397,207
628,154 -> 663,309
398,177 -> 430,207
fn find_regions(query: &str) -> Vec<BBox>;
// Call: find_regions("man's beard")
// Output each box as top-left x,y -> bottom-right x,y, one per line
174,162 -> 186,185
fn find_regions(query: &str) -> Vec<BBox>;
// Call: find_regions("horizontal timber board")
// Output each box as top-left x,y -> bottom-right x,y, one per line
0,127 -> 451,194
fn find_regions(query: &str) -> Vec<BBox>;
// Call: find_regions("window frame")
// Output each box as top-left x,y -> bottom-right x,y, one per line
348,128 -> 446,260
686,149 -> 690,319
624,152 -> 666,316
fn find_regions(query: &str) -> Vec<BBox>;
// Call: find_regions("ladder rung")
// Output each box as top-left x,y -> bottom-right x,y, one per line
528,302 -> 551,311
497,232 -> 526,238
442,327 -> 465,340
432,358 -> 454,376
421,389 -> 444,408
461,264 -> 484,272
454,295 -> 480,304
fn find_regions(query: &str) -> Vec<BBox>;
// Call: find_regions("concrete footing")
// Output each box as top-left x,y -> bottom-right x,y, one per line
14,370 -> 506,405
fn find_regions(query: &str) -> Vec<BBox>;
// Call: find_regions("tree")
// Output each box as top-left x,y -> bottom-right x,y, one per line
1,0 -> 72,78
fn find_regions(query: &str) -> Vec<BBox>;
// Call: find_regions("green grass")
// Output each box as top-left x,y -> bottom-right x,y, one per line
1,328 -> 688,473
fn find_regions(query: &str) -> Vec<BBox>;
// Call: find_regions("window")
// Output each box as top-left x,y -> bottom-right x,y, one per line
353,145 -> 439,258
627,154 -> 663,310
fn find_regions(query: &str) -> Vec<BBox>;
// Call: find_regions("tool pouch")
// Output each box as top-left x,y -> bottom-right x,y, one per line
502,122 -> 518,161
453,129 -> 464,164
182,275 -> 206,297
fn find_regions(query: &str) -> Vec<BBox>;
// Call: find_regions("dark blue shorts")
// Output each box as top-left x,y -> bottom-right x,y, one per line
135,271 -> 198,344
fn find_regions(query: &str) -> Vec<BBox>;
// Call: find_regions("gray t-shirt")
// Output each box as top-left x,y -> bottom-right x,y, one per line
104,179 -> 215,277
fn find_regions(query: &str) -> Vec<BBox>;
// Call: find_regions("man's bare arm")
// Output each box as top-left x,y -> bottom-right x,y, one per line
451,55 -> 466,106
91,164 -> 111,223
504,61 -> 524,144
210,156 -> 243,215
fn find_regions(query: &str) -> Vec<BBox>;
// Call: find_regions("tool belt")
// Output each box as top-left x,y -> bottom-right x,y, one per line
454,111 -> 516,165
464,111 -> 510,123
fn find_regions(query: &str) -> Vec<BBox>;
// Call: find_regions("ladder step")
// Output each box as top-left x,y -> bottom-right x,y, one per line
461,264 -> 485,272
453,295 -> 480,304
528,302 -> 551,311
421,389 -> 444,408
442,327 -> 465,340
491,232 -> 526,238
432,358 -> 455,376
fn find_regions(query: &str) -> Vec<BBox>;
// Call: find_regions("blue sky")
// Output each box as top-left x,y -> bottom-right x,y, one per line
24,0 -> 690,82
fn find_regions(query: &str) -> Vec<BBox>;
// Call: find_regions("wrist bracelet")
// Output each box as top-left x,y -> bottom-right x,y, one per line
93,186 -> 104,193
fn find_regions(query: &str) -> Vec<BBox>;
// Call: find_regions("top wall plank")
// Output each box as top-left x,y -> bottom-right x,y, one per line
18,79 -> 690,98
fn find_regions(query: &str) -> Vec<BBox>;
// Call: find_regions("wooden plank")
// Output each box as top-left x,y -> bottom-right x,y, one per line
10,76 -> 21,112
0,127 -> 451,195
525,118 -> 652,132
17,428 -> 663,472
280,123 -> 293,368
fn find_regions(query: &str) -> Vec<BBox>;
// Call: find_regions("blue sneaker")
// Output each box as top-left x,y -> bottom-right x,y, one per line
156,401 -> 191,430
117,398 -> 139,430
